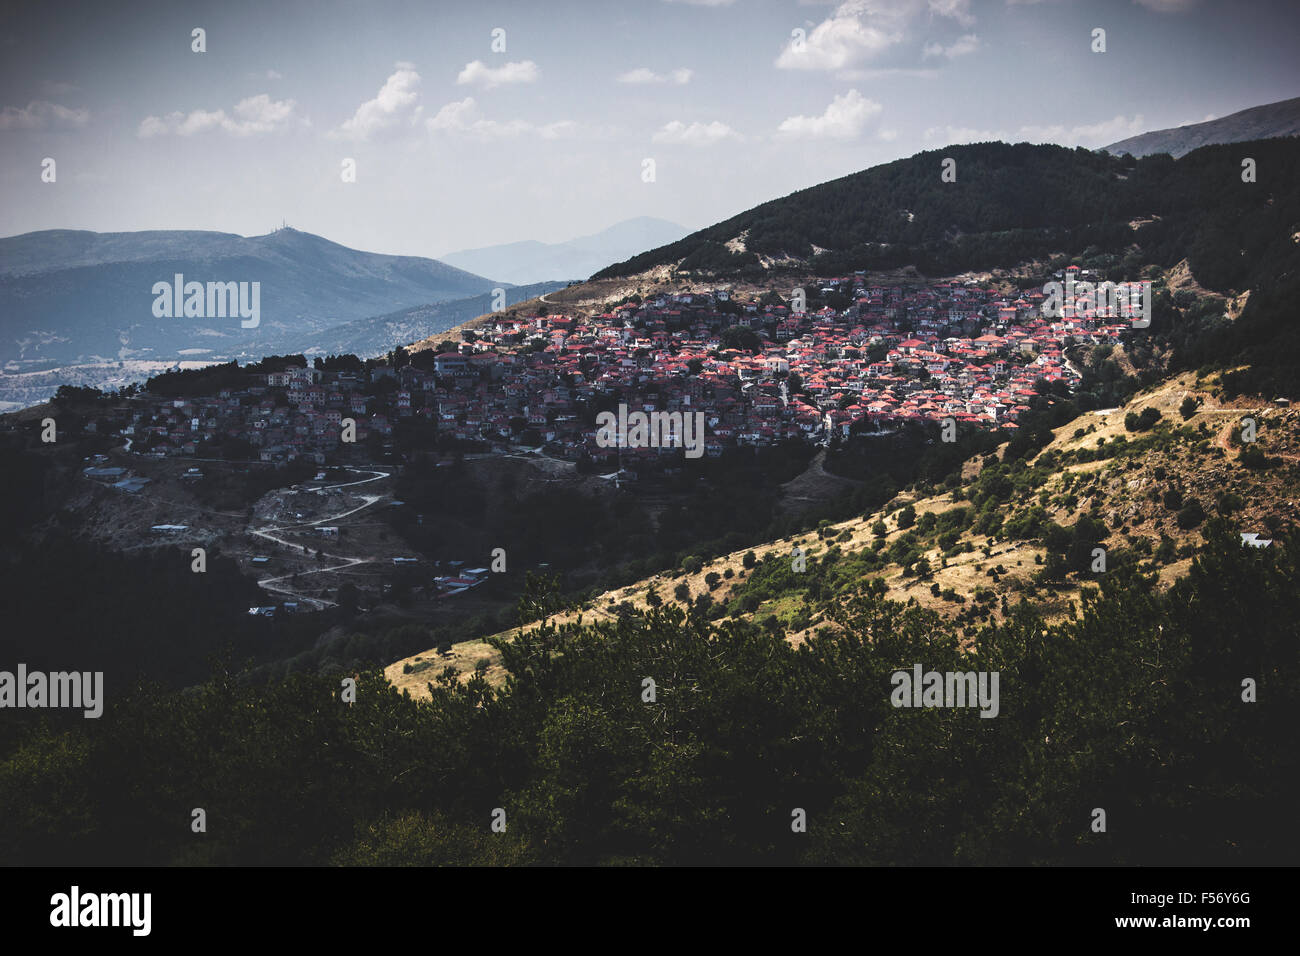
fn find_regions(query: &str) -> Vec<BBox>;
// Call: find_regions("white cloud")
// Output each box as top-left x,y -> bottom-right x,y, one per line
777,7 -> 901,70
266,70 -> 283,80
927,0 -> 975,27
0,100 -> 89,130
617,67 -> 693,85
456,60 -> 540,89
663,0 -> 736,6
879,128 -> 899,141
138,95 -> 300,138
777,0 -> 975,70
1018,114 -> 1145,146
136,115 -> 170,138
427,98 -> 478,132
778,89 -> 882,139
334,68 -> 421,141
922,34 -> 979,58
426,96 -> 575,139
652,119 -> 739,145
921,114 -> 1146,149
230,94 -> 299,132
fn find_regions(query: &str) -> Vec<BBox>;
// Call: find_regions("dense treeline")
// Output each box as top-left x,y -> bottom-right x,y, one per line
597,143 -> 1135,274
388,442 -> 816,595
146,354 -> 309,397
597,139 -> 1298,286
0,436 -> 340,695
1,520 -> 1295,865
0,533 -> 329,696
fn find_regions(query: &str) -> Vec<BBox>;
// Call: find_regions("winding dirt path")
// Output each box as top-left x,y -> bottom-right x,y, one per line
248,469 -> 391,607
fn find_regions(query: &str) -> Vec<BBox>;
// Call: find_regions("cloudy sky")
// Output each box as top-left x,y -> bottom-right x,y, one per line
2,0 -> 1297,259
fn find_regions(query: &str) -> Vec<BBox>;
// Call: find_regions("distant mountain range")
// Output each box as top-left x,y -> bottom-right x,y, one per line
438,217 -> 689,284
1102,96 -> 1300,159
0,277 -> 567,411
0,227 -> 500,368
299,280 -> 566,357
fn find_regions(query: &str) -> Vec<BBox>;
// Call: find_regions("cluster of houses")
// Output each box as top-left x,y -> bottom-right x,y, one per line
416,268 -> 1126,473
118,363 -> 375,464
105,267 -> 1139,477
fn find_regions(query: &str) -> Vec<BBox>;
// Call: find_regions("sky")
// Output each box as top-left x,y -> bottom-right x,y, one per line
2,0 -> 1298,260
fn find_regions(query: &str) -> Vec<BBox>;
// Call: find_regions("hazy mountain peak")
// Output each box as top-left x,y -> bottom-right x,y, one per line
1102,95 -> 1300,159
439,216 -> 689,285
0,227 -> 501,368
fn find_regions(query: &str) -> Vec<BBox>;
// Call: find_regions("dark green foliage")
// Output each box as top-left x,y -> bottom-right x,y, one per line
1239,444 -> 1276,469
719,325 -> 763,354
1125,407 -> 1162,432
146,355 -> 307,397
597,143 -> 1139,280
1177,498 -> 1206,529
2,521 -> 1294,865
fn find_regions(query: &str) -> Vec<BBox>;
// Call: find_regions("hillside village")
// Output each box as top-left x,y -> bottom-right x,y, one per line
96,266 -> 1143,480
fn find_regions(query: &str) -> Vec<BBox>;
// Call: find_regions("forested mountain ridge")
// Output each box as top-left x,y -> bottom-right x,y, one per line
594,139 -> 1300,292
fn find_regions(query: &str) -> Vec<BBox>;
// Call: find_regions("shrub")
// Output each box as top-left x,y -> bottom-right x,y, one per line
897,504 -> 916,529
1176,498 -> 1206,530
1125,407 -> 1162,432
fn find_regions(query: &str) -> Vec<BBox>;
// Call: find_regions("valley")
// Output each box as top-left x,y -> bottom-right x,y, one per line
4,111 -> 1299,869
